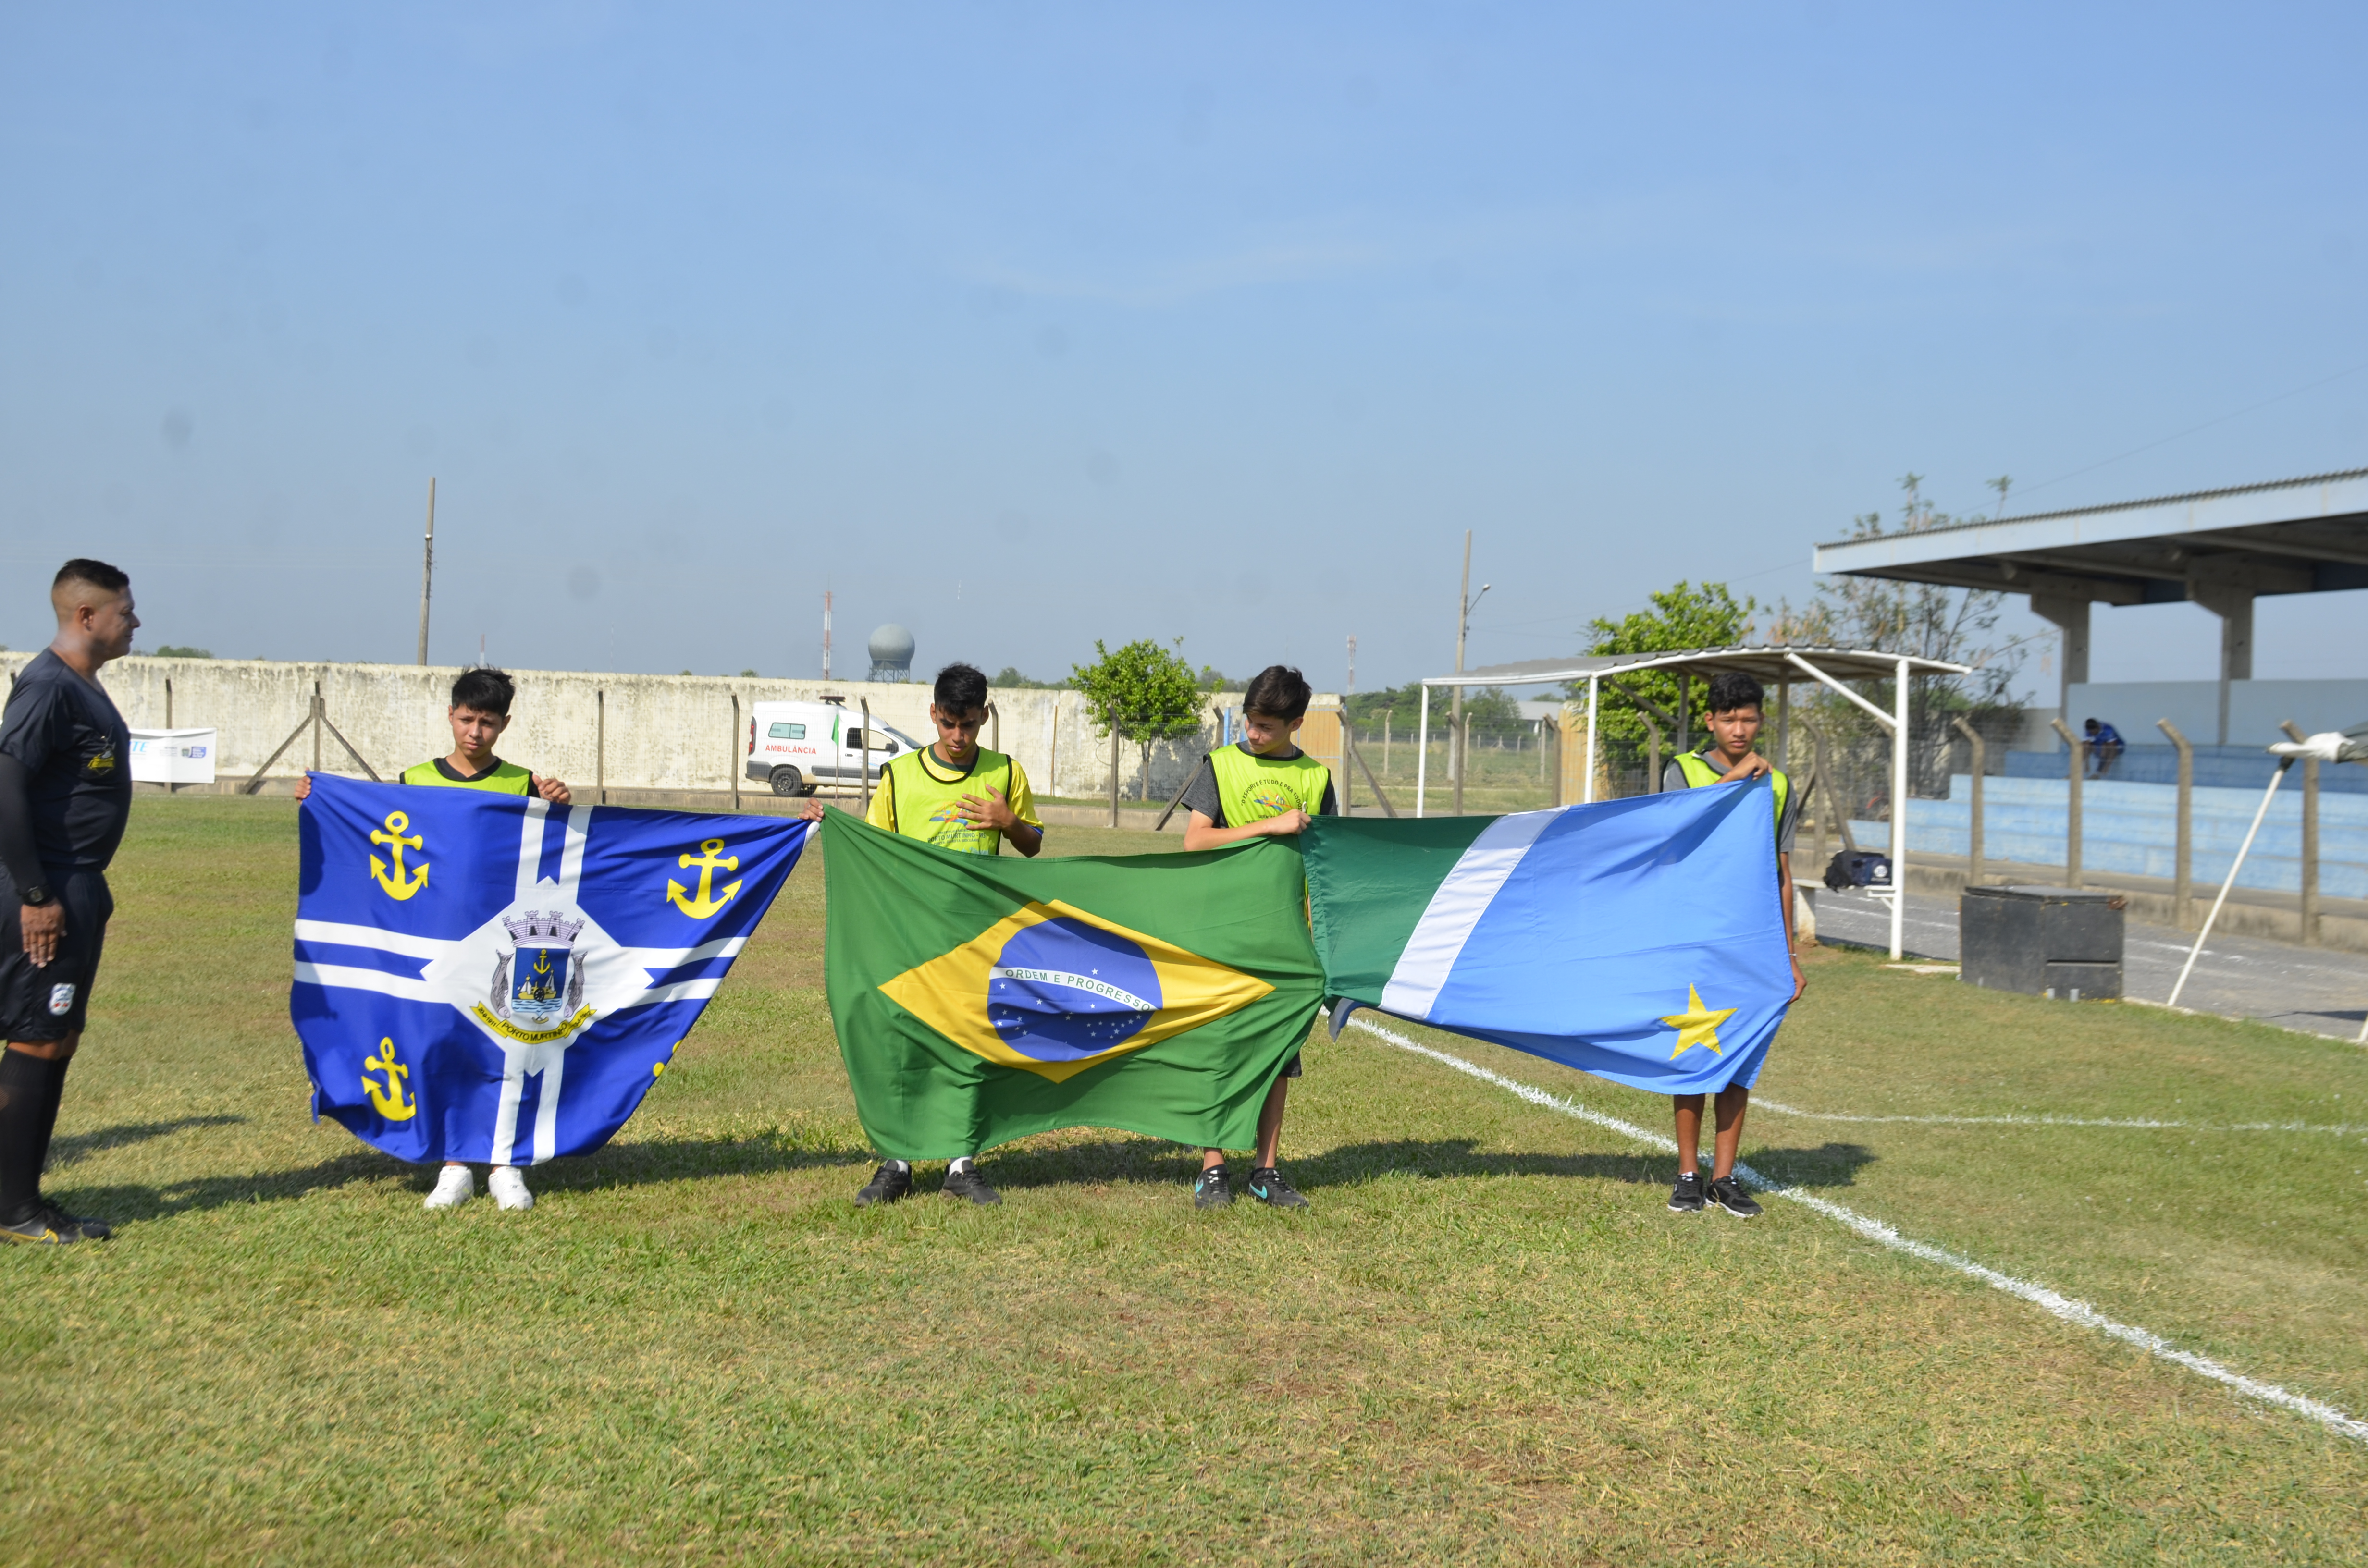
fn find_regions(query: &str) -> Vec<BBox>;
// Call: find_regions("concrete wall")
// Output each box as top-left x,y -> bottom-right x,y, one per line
1,653 -> 1308,803
2064,679 -> 2368,747
1850,773 -> 2368,900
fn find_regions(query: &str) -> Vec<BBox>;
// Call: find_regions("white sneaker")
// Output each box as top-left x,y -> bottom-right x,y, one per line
424,1164 -> 475,1210
488,1166 -> 534,1211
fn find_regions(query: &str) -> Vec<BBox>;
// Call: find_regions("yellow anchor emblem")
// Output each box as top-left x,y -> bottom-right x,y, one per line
360,1037 -> 418,1121
368,811 -> 430,901
666,838 -> 742,919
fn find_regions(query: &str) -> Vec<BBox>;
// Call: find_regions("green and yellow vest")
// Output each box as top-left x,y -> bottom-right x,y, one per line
872,746 -> 1020,856
1675,751 -> 1788,851
1208,743 -> 1330,825
399,758 -> 534,794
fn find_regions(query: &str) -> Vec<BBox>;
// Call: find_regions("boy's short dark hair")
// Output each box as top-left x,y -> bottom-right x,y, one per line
1704,672 -> 1764,715
1242,665 -> 1313,722
933,662 -> 990,714
450,667 -> 516,716
54,558 -> 130,595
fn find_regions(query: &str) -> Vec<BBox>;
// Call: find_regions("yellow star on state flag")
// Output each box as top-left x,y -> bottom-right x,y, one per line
1661,984 -> 1738,1059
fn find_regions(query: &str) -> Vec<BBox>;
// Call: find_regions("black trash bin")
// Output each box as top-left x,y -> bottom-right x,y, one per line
1960,885 -> 2125,1000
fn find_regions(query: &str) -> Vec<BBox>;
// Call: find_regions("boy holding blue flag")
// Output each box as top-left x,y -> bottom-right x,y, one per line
297,666 -> 569,1213
801,661 -> 1042,1207
1660,671 -> 1805,1220
1179,664 -> 1333,1211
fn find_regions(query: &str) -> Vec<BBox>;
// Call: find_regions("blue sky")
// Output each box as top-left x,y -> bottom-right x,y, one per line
5,3 -> 2364,698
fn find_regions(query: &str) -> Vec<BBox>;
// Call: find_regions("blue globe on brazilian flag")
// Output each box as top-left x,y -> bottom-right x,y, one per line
823,814 -> 1325,1159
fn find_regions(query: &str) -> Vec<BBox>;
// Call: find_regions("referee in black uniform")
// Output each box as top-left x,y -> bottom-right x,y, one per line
0,560 -> 139,1244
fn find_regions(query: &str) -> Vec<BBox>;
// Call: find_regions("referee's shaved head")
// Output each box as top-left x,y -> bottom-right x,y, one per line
52,558 -> 130,615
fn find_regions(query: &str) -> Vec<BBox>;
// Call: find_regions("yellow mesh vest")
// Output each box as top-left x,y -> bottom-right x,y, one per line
874,747 -> 1019,856
399,759 -> 534,795
1207,744 -> 1330,824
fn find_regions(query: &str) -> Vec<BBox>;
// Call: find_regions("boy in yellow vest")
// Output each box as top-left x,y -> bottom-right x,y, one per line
296,666 -> 570,1213
801,662 -> 1041,1206
1660,670 -> 1804,1220
1179,664 -> 1333,1210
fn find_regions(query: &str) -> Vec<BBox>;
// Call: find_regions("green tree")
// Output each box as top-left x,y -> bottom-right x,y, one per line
152,645 -> 214,659
1071,638 -> 1206,800
1579,581 -> 1757,767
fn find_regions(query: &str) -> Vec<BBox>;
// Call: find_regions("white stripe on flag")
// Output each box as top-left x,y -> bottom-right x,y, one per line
291,961 -> 437,1002
559,804 -> 592,898
292,919 -> 455,960
1380,808 -> 1559,1020
516,797 -> 551,901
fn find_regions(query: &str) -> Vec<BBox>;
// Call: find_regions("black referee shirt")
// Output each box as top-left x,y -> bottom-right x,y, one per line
0,650 -> 134,876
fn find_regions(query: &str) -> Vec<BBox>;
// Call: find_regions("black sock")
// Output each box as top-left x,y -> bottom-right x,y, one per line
0,1049 -> 50,1223
34,1056 -> 69,1185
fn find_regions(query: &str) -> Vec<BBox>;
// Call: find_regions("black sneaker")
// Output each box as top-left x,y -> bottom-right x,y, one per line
0,1205 -> 85,1245
1193,1166 -> 1233,1209
941,1166 -> 1002,1206
854,1163 -> 912,1207
1668,1171 -> 1705,1213
1245,1166 -> 1308,1209
1706,1175 -> 1763,1219
44,1204 -> 109,1241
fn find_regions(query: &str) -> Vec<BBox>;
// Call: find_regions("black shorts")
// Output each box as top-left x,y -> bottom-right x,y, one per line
0,870 -> 112,1041
1281,1051 -> 1302,1079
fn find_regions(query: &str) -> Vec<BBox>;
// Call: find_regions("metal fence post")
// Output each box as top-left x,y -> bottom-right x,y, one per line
596,689 -> 606,805
1640,713 -> 1663,796
861,699 -> 873,814
730,693 -> 741,811
1107,706 -> 1120,828
2049,717 -> 2084,887
1950,715 -> 1985,888
2157,718 -> 2192,926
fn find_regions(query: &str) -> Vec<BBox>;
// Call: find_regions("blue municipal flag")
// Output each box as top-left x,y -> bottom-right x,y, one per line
1303,780 -> 1794,1094
291,773 -> 810,1165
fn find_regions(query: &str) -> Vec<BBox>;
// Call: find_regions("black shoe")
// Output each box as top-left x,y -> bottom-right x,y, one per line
854,1163 -> 912,1207
1245,1166 -> 1308,1209
1194,1166 -> 1233,1209
1668,1171 -> 1705,1213
941,1166 -> 1002,1206
0,1203 -> 89,1245
1706,1175 -> 1763,1219
45,1204 -> 109,1241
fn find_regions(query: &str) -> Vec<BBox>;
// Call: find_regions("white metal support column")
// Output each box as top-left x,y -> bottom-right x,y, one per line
1889,655 -> 1909,962
1415,684 -> 1432,818
1582,674 -> 1600,804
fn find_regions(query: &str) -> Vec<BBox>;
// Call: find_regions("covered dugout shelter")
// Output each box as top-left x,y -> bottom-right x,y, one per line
1416,646 -> 1971,959
1814,466 -> 2368,744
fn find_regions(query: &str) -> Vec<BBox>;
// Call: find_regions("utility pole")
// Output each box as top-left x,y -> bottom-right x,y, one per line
1451,530 -> 1489,815
821,589 -> 834,679
1346,634 -> 1357,694
415,478 -> 436,665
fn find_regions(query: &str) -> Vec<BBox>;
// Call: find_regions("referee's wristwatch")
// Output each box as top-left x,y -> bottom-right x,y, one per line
19,884 -> 52,907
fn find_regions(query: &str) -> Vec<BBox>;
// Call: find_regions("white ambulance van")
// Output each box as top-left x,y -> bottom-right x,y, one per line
743,700 -> 922,796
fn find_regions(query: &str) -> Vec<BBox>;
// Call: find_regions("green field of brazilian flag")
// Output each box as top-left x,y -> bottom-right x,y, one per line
822,811 -> 1327,1158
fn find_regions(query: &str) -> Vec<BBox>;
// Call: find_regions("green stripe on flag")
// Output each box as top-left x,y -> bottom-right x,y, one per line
823,812 -> 1326,1160
1302,815 -> 1495,1004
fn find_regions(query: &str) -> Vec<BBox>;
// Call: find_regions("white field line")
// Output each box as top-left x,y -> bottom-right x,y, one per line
1750,1100 -> 2368,1137
1346,1017 -> 2368,1446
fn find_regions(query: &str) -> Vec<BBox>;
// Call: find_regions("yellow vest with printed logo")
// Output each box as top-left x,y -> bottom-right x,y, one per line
1208,743 -> 1330,825
1674,751 -> 1788,852
870,746 -> 1036,856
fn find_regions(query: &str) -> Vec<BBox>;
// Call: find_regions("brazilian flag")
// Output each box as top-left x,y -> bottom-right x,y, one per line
823,811 -> 1325,1159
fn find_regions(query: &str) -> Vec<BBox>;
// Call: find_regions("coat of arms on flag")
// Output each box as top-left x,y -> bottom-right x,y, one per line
291,774 -> 810,1166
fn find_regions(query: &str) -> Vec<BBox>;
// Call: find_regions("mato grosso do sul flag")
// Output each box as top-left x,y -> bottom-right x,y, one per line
822,810 -> 1326,1160
1304,778 -> 1794,1095
292,773 -> 810,1165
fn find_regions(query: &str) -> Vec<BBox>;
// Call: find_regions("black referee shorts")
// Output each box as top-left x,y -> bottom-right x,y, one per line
0,871 -> 113,1042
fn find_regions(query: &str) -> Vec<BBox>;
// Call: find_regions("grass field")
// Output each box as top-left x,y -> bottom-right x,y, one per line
6,796 -> 2367,1565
